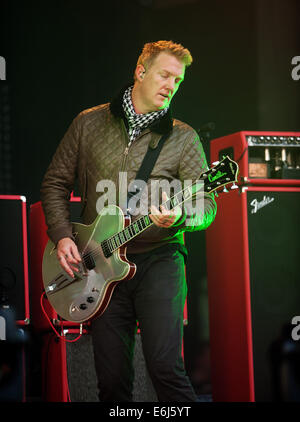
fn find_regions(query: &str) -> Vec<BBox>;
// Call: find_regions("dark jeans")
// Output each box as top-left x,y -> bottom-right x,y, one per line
91,244 -> 197,402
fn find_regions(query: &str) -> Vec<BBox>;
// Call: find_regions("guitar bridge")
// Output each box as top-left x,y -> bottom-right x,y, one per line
46,262 -> 86,295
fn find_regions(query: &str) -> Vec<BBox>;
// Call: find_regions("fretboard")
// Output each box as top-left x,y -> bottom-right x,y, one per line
101,214 -> 153,257
100,183 -> 198,257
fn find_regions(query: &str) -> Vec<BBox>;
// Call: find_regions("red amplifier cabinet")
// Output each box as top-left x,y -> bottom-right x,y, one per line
29,197 -> 82,331
206,186 -> 300,402
0,195 -> 30,325
41,328 -> 99,402
41,329 -> 157,402
210,131 -> 300,186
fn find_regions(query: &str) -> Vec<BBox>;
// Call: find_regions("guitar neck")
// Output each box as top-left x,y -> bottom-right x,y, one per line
101,182 -> 202,255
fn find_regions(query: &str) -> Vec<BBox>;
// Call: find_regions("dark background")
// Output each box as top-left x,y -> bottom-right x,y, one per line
1,0 -> 300,397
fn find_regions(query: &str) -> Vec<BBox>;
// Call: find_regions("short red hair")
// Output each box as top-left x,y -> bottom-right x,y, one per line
136,40 -> 193,70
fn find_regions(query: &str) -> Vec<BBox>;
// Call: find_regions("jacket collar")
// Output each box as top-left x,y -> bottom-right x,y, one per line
109,83 -> 173,135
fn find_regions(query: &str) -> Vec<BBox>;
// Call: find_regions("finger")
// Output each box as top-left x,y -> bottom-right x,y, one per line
160,192 -> 170,214
149,213 -> 175,228
149,213 -> 159,224
58,256 -> 75,278
63,248 -> 78,264
149,213 -> 163,226
67,245 -> 81,264
150,204 -> 161,216
151,211 -> 167,223
162,191 -> 169,202
159,204 -> 169,215
69,264 -> 80,272
163,215 -> 176,227
158,205 -> 173,221
71,244 -> 81,262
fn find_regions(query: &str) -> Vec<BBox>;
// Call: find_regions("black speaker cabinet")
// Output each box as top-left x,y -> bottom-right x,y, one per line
41,329 -> 157,402
206,186 -> 300,401
0,310 -> 27,402
0,195 -> 30,325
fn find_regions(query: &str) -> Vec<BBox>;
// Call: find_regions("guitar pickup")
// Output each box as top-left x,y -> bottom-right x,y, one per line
84,254 -> 96,270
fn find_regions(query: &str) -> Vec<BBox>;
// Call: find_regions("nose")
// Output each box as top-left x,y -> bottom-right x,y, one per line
166,77 -> 175,93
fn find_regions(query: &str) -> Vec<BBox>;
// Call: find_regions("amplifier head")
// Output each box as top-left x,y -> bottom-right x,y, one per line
210,131 -> 300,185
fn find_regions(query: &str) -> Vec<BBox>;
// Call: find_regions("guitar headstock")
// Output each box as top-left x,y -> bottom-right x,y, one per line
201,156 -> 239,194
160,156 -> 239,211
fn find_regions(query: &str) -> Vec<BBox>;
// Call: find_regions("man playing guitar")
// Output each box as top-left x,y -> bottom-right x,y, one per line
41,40 -> 217,402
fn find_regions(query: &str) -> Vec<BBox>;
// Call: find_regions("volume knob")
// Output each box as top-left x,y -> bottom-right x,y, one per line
87,296 -> 95,303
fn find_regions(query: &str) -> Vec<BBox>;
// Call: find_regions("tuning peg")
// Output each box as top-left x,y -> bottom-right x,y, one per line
231,182 -> 239,189
212,161 -> 220,166
223,186 -> 229,193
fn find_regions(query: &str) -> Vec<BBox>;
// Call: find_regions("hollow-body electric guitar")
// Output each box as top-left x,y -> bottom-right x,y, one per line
42,156 -> 239,323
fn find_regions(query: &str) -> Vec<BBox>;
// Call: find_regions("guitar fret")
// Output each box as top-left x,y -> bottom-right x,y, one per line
111,239 -> 115,251
123,227 -> 130,240
120,231 -> 126,243
118,233 -> 122,245
115,234 -> 121,247
107,239 -> 113,252
128,225 -> 134,238
138,219 -> 143,231
111,237 -> 116,249
115,236 -> 120,248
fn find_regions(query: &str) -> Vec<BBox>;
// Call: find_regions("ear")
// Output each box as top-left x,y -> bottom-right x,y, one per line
135,64 -> 146,82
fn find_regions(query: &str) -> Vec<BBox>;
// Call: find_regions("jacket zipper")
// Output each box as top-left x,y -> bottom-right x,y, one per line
123,140 -> 132,157
118,122 -> 132,210
120,120 -> 131,172
119,122 -> 150,210
120,121 -> 149,166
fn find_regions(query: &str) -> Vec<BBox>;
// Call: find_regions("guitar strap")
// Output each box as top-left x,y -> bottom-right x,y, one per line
126,131 -> 171,215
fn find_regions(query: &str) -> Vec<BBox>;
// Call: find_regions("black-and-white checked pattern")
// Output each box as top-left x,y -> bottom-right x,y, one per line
122,85 -> 168,142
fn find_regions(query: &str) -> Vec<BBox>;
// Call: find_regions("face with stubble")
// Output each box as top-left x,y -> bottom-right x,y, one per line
132,51 -> 185,114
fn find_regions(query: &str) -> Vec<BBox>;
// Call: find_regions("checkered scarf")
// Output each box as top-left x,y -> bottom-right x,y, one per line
122,85 -> 168,142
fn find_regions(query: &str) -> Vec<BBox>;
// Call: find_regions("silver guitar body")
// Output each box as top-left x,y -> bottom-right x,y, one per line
42,205 -> 136,323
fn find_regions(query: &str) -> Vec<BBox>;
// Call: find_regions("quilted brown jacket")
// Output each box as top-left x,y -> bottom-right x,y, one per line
40,87 -> 217,254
